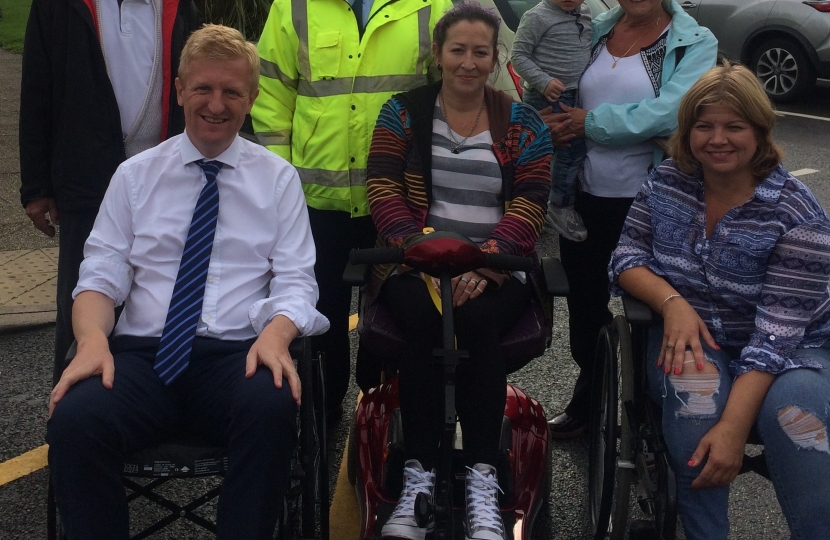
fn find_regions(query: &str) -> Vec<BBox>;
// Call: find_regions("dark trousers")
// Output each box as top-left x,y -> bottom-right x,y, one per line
307,207 -> 376,410
54,210 -> 98,383
381,273 -> 532,469
46,336 -> 298,540
559,191 -> 634,420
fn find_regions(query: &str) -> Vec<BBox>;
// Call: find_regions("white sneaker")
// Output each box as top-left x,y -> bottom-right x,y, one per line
546,205 -> 587,242
464,463 -> 506,540
381,459 -> 436,540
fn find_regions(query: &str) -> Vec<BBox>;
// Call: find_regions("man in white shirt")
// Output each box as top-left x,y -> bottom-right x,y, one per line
45,25 -> 329,540
19,0 -> 199,384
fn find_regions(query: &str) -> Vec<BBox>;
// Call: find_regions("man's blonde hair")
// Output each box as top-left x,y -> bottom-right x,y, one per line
668,60 -> 782,179
178,24 -> 259,94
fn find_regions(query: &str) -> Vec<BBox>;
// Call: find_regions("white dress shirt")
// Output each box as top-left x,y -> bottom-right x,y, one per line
74,133 -> 330,340
99,0 -> 157,139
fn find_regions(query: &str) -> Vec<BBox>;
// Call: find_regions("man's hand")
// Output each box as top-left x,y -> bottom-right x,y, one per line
49,333 -> 113,417
25,197 -> 59,237
689,420 -> 747,489
543,78 -> 565,102
246,315 -> 301,405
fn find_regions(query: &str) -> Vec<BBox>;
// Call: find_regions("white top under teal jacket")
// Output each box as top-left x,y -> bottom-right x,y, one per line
584,0 -> 718,167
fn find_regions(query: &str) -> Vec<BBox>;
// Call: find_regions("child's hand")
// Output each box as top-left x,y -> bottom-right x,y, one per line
544,79 -> 564,101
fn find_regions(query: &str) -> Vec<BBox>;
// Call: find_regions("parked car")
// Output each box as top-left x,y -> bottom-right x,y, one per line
475,0 -> 619,99
681,0 -> 830,102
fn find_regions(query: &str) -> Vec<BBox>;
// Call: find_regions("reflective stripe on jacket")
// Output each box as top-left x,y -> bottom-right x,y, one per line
252,0 -> 452,216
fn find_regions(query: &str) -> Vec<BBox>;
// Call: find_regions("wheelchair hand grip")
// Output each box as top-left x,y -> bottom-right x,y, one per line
349,247 -> 405,266
482,253 -> 533,272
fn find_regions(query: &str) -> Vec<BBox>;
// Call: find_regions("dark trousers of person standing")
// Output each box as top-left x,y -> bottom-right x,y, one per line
307,207 -> 376,413
53,210 -> 98,383
381,273 -> 533,469
47,336 -> 298,540
559,191 -> 634,421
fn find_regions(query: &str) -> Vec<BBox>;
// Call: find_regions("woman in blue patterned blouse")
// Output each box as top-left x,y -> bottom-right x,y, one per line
609,62 -> 830,540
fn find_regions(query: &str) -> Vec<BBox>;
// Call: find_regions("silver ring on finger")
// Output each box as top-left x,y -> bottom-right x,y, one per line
469,279 -> 479,286
665,343 -> 675,350
460,277 -> 469,283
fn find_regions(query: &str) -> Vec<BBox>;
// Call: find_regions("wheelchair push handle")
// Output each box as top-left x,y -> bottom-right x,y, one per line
482,253 -> 533,272
349,247 -> 405,266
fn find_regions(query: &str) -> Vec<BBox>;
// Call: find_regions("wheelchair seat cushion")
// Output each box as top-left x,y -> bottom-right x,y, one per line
360,297 -> 550,375
123,432 -> 228,478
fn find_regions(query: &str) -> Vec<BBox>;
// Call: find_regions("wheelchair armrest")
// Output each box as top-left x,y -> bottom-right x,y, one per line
288,337 -> 308,359
65,341 -> 78,363
541,257 -> 569,297
622,295 -> 655,326
343,262 -> 370,287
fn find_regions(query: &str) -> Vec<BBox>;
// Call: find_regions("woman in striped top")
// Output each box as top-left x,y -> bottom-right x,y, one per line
610,63 -> 830,539
365,4 -> 552,540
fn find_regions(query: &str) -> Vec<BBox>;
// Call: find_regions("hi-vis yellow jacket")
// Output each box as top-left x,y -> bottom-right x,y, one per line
252,0 -> 452,217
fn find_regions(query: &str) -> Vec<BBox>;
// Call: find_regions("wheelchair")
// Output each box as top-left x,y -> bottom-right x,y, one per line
343,231 -> 570,540
46,337 -> 330,540
588,296 -> 770,540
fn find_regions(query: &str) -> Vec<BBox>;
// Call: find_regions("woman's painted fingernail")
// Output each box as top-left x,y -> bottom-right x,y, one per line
687,459 -> 696,467
697,363 -> 703,370
674,366 -> 681,375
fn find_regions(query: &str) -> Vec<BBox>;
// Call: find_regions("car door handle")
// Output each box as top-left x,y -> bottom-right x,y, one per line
680,1 -> 697,8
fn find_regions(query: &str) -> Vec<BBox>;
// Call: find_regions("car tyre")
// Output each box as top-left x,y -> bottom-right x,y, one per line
750,38 -> 815,103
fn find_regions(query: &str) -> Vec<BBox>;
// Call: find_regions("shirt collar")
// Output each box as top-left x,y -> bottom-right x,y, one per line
180,132 -> 242,169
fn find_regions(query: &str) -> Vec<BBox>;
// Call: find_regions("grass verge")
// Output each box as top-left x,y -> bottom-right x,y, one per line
0,0 -> 32,54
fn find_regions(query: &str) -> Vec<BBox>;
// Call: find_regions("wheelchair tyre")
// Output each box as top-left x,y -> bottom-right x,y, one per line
299,344 -> 329,540
588,317 -> 634,540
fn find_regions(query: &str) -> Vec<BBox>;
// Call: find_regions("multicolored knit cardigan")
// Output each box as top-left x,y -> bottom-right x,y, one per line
365,81 -> 553,306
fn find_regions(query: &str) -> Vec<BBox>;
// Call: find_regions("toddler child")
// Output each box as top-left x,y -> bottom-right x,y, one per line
510,0 -> 591,241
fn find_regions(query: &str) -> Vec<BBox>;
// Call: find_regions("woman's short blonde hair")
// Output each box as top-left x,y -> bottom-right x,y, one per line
668,60 -> 783,179
178,24 -> 260,95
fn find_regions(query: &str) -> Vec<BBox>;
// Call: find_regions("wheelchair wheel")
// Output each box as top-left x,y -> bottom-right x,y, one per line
298,344 -> 329,540
588,316 -> 634,540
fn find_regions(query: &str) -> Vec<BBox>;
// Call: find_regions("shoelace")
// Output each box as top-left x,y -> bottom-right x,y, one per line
465,466 -> 505,533
390,466 -> 436,518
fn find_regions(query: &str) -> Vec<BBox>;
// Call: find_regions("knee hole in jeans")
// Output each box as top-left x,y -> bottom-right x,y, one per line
668,355 -> 720,418
777,406 -> 829,453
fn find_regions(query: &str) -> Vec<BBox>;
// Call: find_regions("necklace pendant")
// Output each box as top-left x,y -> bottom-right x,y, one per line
612,61 -> 618,68
451,147 -> 460,154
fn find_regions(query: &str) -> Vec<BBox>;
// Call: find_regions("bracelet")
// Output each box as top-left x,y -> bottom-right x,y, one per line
660,293 -> 682,314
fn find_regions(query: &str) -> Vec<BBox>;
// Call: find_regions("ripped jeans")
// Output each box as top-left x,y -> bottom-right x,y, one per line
646,325 -> 830,540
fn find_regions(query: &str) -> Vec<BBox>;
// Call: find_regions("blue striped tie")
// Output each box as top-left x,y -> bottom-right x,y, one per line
154,159 -> 223,385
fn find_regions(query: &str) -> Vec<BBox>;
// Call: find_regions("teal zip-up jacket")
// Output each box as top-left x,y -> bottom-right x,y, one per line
584,0 -> 718,166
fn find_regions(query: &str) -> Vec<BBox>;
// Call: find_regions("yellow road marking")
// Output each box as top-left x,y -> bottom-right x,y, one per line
329,409 -> 362,538
349,313 -> 358,332
0,444 -> 48,487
